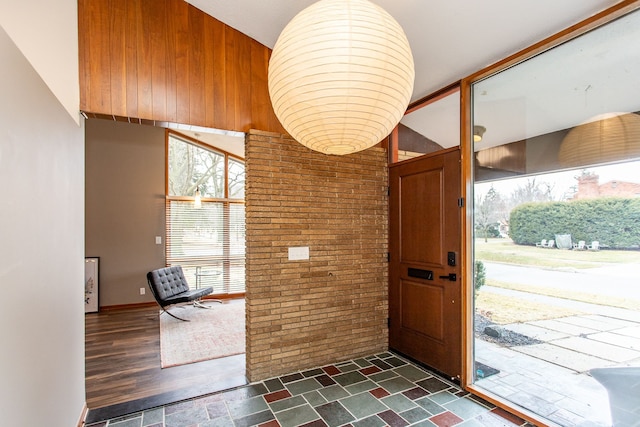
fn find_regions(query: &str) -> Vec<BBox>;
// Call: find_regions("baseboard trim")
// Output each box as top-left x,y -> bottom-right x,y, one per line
98,302 -> 156,311
77,402 -> 88,427
206,292 -> 246,300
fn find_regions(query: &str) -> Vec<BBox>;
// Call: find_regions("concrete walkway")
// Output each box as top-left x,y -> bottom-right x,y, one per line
474,264 -> 640,426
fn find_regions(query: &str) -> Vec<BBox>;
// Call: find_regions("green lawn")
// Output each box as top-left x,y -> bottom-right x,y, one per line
475,238 -> 640,324
486,279 -> 640,311
476,291 -> 583,325
475,238 -> 640,269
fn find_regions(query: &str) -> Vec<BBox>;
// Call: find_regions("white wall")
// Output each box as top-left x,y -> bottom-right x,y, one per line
0,0 -> 79,124
0,25 -> 85,427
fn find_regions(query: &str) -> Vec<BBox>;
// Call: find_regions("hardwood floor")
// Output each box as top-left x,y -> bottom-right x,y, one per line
85,300 -> 247,410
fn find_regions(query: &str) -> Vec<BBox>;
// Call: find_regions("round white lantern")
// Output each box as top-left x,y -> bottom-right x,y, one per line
268,0 -> 415,155
559,113 -> 640,167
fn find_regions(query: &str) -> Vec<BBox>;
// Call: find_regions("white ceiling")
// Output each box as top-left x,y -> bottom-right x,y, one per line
402,8 -> 640,149
165,122 -> 245,158
186,0 -> 620,102
184,0 -> 632,153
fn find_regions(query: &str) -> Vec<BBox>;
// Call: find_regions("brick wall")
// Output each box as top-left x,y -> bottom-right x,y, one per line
245,130 -> 389,381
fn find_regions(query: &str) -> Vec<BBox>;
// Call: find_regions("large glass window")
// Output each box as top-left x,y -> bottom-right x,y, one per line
471,9 -> 640,426
393,87 -> 460,162
166,132 -> 245,295
228,158 -> 245,199
168,137 -> 225,198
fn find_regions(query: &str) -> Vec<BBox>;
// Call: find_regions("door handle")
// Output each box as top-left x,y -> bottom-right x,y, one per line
439,273 -> 456,281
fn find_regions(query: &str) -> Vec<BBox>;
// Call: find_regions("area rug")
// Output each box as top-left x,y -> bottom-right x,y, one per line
159,301 -> 245,368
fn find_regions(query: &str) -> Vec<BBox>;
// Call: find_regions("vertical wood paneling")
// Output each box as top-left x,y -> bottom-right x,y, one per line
150,1 -> 168,120
224,27 -> 238,130
87,0 -> 111,111
78,0 -> 89,111
250,42 -> 268,131
172,1 -> 190,125
78,0 -> 283,134
188,6 -> 206,126
203,17 -> 217,126
110,0 -> 127,117
136,0 -> 153,118
235,34 -> 252,131
213,22 -> 227,127
125,1 -> 139,118
251,43 -> 284,133
163,2 -> 177,123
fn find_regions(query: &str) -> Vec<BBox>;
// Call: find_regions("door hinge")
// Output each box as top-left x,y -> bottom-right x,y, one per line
387,186 -> 391,196
387,317 -> 391,328
387,252 -> 390,262
457,197 -> 464,208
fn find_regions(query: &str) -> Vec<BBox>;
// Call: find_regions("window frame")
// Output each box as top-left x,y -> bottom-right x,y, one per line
165,130 -> 246,296
459,1 -> 640,423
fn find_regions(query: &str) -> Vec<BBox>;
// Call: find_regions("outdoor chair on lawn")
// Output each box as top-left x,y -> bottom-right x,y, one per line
588,241 -> 600,251
536,239 -> 547,247
573,240 -> 586,250
147,266 -> 214,321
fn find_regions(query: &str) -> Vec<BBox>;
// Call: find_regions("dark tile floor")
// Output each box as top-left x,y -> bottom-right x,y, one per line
87,352 -> 533,427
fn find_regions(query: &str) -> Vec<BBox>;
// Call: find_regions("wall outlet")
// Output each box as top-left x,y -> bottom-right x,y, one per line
155,236 -> 162,245
140,287 -> 146,295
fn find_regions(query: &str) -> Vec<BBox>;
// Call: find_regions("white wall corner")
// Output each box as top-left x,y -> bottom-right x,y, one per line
0,0 -> 80,125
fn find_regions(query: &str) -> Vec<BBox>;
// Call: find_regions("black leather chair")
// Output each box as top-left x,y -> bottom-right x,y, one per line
146,266 -> 214,321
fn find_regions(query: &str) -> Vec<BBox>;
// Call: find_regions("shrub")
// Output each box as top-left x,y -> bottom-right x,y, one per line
509,198 -> 640,249
475,223 -> 500,239
474,260 -> 486,292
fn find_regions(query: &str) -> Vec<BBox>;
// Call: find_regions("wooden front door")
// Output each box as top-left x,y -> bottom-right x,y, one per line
389,147 -> 462,380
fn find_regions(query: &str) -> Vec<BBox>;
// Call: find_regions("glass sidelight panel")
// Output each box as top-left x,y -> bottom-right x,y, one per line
471,8 -> 640,426
392,88 -> 460,163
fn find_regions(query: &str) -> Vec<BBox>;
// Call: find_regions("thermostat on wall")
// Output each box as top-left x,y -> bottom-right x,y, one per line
288,246 -> 309,261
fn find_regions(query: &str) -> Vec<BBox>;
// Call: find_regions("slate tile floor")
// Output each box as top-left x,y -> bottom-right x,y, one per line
87,353 -> 533,427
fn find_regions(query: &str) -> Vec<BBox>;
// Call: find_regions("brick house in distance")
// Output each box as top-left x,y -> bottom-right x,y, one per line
572,172 -> 640,200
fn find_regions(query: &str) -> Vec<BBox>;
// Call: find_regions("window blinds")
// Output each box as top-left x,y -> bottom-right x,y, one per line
166,200 -> 245,294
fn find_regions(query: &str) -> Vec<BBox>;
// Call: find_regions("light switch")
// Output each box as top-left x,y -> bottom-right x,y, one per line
288,246 -> 309,261
155,236 -> 162,245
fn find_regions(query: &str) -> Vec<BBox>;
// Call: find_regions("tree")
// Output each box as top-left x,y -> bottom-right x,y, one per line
228,158 -> 246,198
168,136 -> 226,197
509,177 -> 555,207
475,186 -> 505,242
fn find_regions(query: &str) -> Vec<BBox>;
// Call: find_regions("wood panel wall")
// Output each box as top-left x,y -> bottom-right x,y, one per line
78,0 -> 285,134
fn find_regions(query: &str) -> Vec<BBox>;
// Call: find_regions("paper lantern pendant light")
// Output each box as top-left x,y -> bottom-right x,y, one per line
559,112 -> 640,167
268,0 -> 415,155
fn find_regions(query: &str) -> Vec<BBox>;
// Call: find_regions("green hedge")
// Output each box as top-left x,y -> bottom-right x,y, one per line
509,198 -> 640,249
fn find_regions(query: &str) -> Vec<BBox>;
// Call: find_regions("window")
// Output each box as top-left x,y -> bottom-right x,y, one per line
469,8 -> 640,425
393,86 -> 460,163
166,132 -> 245,294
